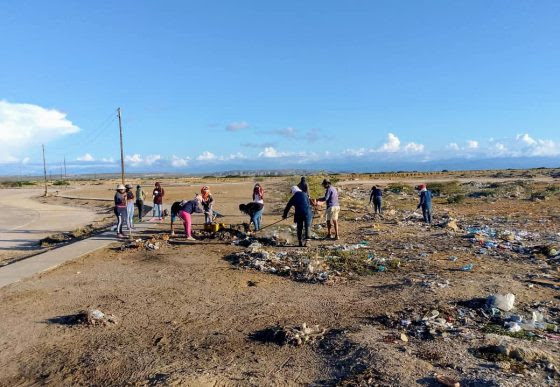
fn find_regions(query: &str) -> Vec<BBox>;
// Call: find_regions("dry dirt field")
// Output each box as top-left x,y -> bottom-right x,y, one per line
0,169 -> 559,386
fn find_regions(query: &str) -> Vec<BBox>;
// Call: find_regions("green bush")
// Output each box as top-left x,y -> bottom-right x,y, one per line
0,180 -> 36,188
386,182 -> 413,194
426,181 -> 463,196
53,180 -> 70,186
447,194 -> 466,204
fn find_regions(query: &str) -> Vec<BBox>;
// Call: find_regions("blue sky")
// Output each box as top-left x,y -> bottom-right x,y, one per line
1,1 -> 559,174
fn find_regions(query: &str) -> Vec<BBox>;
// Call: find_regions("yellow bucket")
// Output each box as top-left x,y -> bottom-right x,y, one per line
205,223 -> 220,232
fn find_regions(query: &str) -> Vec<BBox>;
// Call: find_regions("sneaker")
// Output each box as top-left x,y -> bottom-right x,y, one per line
186,236 -> 196,241
117,233 -> 125,238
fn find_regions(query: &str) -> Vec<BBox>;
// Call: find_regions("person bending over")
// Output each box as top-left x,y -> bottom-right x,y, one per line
283,186 -> 313,247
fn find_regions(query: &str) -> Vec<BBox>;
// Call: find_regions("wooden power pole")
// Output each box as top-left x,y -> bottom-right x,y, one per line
63,156 -> 67,178
117,107 -> 125,185
42,144 -> 48,196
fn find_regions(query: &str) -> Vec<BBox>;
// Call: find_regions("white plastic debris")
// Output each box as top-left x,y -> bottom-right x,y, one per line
487,293 -> 516,312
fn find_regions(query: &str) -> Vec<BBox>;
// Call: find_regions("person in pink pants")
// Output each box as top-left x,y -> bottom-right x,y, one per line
169,195 -> 203,240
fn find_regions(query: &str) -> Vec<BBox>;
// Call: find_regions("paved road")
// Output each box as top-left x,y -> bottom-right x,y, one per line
0,189 -> 97,252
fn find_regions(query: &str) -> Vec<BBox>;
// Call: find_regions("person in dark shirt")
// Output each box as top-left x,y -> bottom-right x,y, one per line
416,184 -> 433,224
283,186 -> 313,247
297,176 -> 309,196
125,184 -> 135,230
152,182 -> 165,220
369,185 -> 383,216
169,195 -> 203,239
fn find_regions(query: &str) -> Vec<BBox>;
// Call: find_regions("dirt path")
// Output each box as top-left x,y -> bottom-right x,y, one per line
0,189 -> 98,262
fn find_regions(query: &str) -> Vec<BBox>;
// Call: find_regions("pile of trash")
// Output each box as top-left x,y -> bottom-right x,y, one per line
252,323 -> 326,346
227,243 -> 333,283
194,228 -> 247,242
233,233 -> 289,247
121,234 -> 170,251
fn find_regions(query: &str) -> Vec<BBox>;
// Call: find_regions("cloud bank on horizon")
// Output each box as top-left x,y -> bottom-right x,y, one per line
1,99 -> 559,174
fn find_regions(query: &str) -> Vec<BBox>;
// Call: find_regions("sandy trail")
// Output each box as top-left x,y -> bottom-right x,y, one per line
0,189 -> 97,253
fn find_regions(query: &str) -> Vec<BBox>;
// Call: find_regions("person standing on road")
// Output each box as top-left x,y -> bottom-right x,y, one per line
316,179 -> 340,240
416,184 -> 433,224
114,184 -> 129,238
283,186 -> 313,247
152,182 -> 164,220
251,183 -> 264,231
169,195 -> 203,240
125,184 -> 135,230
369,185 -> 383,216
135,185 -> 146,222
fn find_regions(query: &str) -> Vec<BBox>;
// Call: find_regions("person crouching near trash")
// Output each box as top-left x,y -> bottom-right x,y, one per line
283,186 -> 313,247
114,184 -> 130,238
239,202 -> 264,233
316,179 -> 340,240
416,184 -> 433,224
252,183 -> 265,231
169,195 -> 204,240
201,186 -> 214,224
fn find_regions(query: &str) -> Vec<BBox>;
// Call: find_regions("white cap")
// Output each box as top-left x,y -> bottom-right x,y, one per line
117,184 -> 125,190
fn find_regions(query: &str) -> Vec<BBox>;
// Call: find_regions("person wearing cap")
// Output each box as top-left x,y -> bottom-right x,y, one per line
169,195 -> 204,240
283,186 -> 313,247
114,184 -> 130,238
251,183 -> 264,231
316,179 -> 340,240
416,184 -> 433,224
201,186 -> 214,224
125,184 -> 135,230
152,182 -> 164,220
135,185 -> 146,222
369,185 -> 383,216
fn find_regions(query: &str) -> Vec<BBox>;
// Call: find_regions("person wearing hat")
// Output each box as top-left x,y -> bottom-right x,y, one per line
316,179 -> 340,240
416,184 -> 433,224
114,184 -> 130,238
125,184 -> 135,230
283,186 -> 313,247
152,182 -> 165,220
135,185 -> 146,222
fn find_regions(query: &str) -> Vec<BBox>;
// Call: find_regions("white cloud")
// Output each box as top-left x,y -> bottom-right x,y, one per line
226,121 -> 249,132
101,157 -> 115,163
516,133 -> 536,146
196,151 -> 217,161
171,155 -> 189,167
259,147 -> 281,158
144,154 -> 161,165
378,133 -> 401,152
404,142 -> 425,153
0,100 -> 79,163
466,140 -> 479,149
447,142 -> 460,151
125,154 -> 143,166
76,153 -> 95,162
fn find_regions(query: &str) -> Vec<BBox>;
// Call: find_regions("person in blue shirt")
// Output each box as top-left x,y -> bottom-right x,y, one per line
283,186 -> 313,247
416,184 -> 433,224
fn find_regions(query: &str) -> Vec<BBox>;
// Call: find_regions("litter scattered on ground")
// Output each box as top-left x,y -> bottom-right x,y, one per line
121,233 -> 170,251
252,323 -> 326,346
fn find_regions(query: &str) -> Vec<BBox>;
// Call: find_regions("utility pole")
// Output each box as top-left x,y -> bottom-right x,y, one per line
117,107 -> 125,184
63,156 -> 67,178
42,144 -> 48,196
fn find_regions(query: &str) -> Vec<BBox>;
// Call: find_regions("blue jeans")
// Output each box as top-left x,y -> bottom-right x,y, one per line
127,202 -> 134,228
251,208 -> 263,231
153,203 -> 162,218
422,205 -> 432,224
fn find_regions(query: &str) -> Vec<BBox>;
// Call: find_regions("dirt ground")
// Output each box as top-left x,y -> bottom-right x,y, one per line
0,170 -> 559,386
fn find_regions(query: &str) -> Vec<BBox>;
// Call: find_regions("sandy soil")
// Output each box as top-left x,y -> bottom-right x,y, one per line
0,173 -> 559,385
